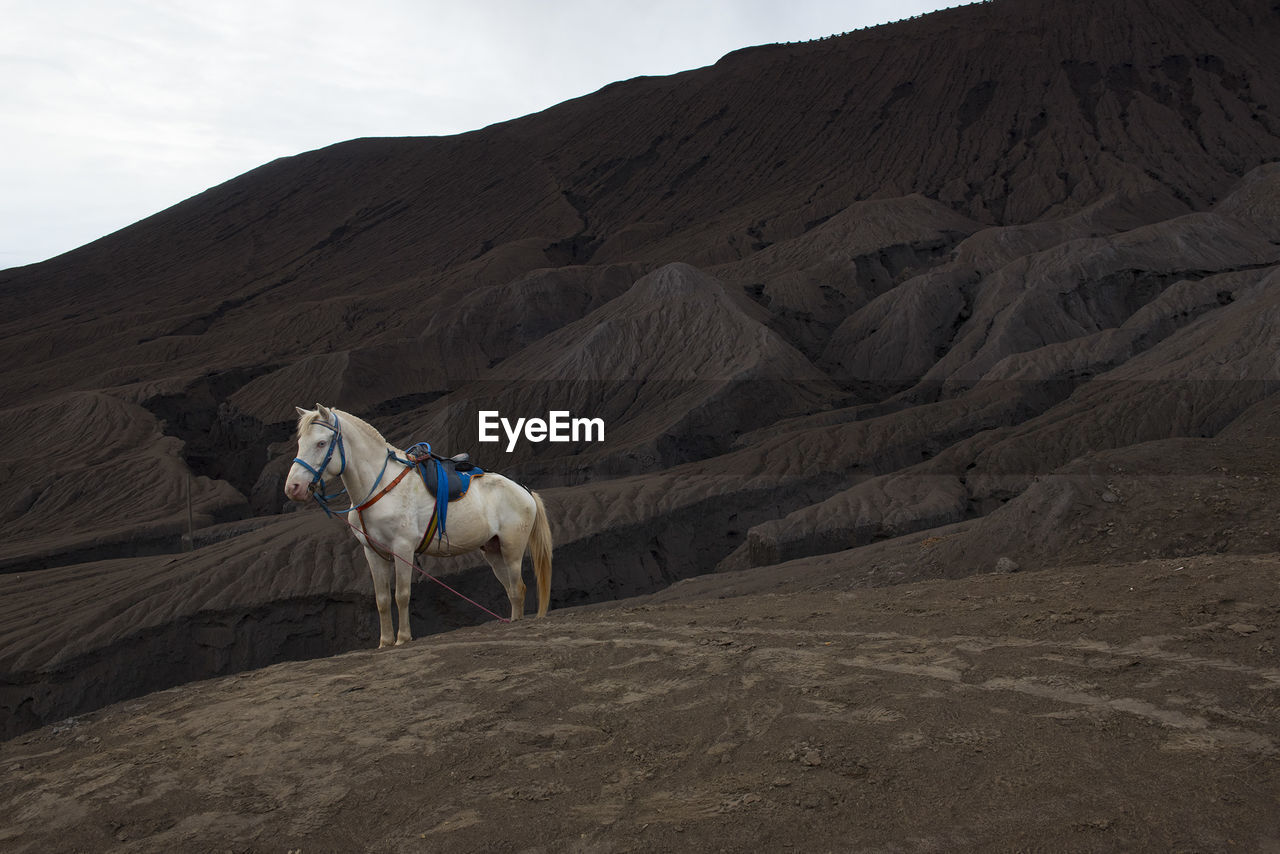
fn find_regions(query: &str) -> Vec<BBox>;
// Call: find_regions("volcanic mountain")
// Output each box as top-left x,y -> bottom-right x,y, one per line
2,0 -> 1279,751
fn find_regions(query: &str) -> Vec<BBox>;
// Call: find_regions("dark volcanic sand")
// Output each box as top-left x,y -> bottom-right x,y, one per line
2,555 -> 1277,852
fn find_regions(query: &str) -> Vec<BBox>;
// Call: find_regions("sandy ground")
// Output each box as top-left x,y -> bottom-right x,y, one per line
3,553 -> 1278,853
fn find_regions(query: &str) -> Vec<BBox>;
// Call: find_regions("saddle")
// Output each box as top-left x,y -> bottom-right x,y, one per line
403,443 -> 483,549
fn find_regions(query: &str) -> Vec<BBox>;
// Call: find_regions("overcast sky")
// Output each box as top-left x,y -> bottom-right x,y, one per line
3,1 -> 958,270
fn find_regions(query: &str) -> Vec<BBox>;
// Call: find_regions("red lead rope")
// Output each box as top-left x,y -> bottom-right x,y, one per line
335,514 -> 512,624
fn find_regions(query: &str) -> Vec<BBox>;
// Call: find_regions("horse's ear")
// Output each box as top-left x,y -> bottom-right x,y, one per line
316,403 -> 333,420
295,406 -> 310,419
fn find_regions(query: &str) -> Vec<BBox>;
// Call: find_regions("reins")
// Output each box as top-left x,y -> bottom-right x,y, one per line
294,412 -> 510,624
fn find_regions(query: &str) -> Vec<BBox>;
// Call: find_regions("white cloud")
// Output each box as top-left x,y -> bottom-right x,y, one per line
1,0 -> 959,269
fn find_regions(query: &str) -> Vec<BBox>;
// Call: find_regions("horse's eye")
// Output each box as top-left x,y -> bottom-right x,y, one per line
316,440 -> 326,448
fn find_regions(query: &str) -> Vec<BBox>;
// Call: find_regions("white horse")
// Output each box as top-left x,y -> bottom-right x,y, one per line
284,404 -> 553,648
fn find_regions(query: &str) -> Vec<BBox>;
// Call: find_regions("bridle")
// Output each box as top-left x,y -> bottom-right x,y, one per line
292,411 -> 405,520
292,413 -> 350,515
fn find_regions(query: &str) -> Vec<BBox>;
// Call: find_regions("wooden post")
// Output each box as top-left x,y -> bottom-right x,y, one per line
183,474 -> 195,552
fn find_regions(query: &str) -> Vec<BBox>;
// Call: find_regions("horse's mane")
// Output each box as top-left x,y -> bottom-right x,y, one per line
296,408 -> 322,436
338,409 -> 391,447
297,406 -> 391,449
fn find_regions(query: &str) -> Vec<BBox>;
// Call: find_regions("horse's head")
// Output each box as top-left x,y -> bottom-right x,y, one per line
284,404 -> 346,503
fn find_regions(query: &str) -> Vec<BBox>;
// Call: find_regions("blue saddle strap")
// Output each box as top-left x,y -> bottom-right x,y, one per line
435,458 -> 449,542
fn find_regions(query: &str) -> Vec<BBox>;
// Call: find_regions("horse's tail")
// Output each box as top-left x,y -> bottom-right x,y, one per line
528,490 -> 553,617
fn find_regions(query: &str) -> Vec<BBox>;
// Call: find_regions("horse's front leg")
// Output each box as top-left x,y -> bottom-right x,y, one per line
363,546 -> 396,649
394,552 -> 414,646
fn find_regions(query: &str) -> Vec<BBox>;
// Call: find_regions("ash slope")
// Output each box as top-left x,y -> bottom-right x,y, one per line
2,0 -> 1280,737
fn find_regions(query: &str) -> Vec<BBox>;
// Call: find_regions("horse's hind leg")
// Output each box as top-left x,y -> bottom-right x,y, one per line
364,546 -> 396,649
481,535 -> 526,621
